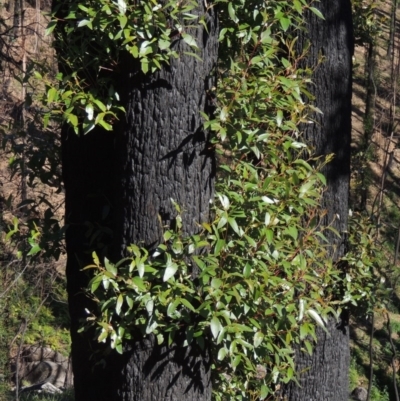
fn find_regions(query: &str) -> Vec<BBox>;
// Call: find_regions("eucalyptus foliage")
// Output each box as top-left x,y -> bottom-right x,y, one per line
38,0 -> 379,399
46,0 -> 205,133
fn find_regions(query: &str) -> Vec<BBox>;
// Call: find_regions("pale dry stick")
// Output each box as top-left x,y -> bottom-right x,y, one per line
391,224 -> 400,291
0,262 -> 29,299
34,0 -> 40,54
14,318 -> 27,401
20,0 -> 27,210
366,311 -> 375,401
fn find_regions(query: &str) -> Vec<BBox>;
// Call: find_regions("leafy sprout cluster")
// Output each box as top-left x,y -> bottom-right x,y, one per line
44,0 -> 203,133
18,0 -> 379,400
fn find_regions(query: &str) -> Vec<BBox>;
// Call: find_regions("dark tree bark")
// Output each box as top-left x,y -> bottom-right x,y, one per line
280,1 -> 353,400
60,2 -> 218,400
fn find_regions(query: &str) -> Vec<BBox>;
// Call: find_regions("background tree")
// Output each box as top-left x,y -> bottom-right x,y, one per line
280,0 -> 353,400
57,1 -> 218,400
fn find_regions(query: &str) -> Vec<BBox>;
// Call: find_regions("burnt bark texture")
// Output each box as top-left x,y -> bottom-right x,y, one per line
280,1 -> 353,400
59,2 -> 218,400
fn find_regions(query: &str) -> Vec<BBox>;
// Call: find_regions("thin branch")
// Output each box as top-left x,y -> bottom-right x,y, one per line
386,312 -> 400,401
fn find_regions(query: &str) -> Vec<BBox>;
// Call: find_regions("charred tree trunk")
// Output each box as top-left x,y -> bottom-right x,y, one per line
60,2 -> 218,400
280,1 -> 353,400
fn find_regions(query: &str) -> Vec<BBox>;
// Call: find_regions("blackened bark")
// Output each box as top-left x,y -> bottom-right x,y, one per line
280,1 -> 353,400
113,9 -> 218,252
60,2 -> 218,400
119,335 -> 211,401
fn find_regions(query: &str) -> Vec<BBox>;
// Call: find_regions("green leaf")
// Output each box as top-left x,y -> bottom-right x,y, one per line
116,294 -> 123,315
293,0 -> 302,13
167,299 -> 179,317
183,51 -> 203,61
45,20 -> 57,35
232,354 -> 241,368
145,318 -> 158,334
85,104 -> 94,121
220,106 -> 228,123
66,113 -> 78,127
92,251 -> 99,266
115,342 -> 123,354
304,340 -> 313,355
132,276 -> 146,291
145,298 -> 154,316
228,2 -> 238,23
285,226 -> 298,240
141,59 -> 149,74
243,263 -> 251,278
90,275 -> 103,293
27,244 -> 41,256
118,15 -> 128,29
98,118 -> 113,131
218,194 -> 230,210
253,331 -> 264,348
217,214 -> 228,229
182,33 -> 198,49
217,347 -> 228,361
126,296 -> 134,309
33,71 -> 42,79
211,278 -> 223,289
163,255 -> 178,281
260,384 -> 269,400
117,0 -> 127,14
276,110 -> 283,127
299,180 -> 315,197
279,17 -> 291,32
104,258 -> 117,276
83,122 -> 95,135
97,330 -> 108,343
137,260 -> 145,278
309,6 -> 325,20
214,239 -> 226,255
163,230 -> 173,241
210,316 -> 222,339
180,298 -> 195,312
307,309 -> 326,330
47,87 -> 58,103
228,217 -> 241,236
130,45 -> 139,58
158,39 -> 171,50
317,172 -> 327,185
93,99 -> 107,112
77,19 -> 92,29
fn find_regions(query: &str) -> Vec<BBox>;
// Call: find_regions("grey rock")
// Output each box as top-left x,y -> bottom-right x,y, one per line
351,387 -> 368,401
12,345 -> 73,392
